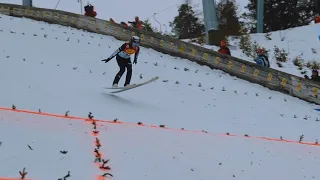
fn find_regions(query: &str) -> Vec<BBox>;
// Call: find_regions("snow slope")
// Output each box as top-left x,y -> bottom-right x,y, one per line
189,23 -> 320,78
0,111 -> 95,180
5,0 -> 317,79
2,110 -> 320,180
0,14 -> 320,179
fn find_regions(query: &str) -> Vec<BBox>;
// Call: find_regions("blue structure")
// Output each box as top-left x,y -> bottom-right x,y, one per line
22,0 -> 32,7
202,0 -> 219,44
257,0 -> 264,33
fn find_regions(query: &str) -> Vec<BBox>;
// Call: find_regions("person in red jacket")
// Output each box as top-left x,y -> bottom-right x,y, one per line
218,40 -> 231,55
128,16 -> 143,30
109,18 -> 129,28
109,18 -> 116,23
84,4 -> 97,18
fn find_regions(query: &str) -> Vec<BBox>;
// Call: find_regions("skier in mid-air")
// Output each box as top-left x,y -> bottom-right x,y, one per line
102,36 -> 140,88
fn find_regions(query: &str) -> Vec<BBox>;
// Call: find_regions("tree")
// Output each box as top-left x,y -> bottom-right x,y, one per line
242,0 -> 314,33
169,3 -> 204,39
142,19 -> 153,32
216,0 -> 242,36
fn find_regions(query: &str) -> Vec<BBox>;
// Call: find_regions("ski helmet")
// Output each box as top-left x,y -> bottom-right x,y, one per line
130,36 -> 140,47
220,40 -> 227,47
257,48 -> 264,54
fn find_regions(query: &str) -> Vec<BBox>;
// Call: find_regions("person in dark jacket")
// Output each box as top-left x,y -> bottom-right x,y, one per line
84,4 -> 97,18
304,69 -> 320,82
102,36 -> 140,87
254,48 -> 270,67
218,40 -> 231,55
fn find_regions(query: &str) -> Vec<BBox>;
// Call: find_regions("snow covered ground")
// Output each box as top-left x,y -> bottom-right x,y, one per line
0,111 -> 95,180
188,23 -> 320,78
0,14 -> 319,179
1,110 -> 320,180
2,110 -> 320,180
4,0 -> 318,79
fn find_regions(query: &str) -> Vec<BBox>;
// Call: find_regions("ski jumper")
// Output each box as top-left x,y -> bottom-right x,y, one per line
108,42 -> 140,86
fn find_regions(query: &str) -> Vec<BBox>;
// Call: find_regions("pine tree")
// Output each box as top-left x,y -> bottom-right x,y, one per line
142,19 -> 153,32
169,3 -> 204,39
216,0 -> 242,36
242,0 -> 314,32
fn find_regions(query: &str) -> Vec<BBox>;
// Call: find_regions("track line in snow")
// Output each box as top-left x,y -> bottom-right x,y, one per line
0,106 -> 319,148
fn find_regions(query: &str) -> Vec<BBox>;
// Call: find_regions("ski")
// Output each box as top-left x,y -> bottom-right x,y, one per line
104,86 -> 126,89
108,76 -> 159,93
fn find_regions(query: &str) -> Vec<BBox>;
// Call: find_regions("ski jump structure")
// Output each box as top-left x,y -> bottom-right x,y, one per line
0,3 -> 319,105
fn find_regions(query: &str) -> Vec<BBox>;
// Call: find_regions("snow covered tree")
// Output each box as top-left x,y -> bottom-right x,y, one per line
242,0 -> 314,32
216,0 -> 241,36
169,3 -> 204,39
142,19 -> 153,32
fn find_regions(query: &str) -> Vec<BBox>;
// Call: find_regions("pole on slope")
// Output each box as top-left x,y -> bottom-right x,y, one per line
153,13 -> 162,33
80,0 -> 83,15
315,0 -> 320,15
257,0 -> 264,33
202,0 -> 219,44
54,0 -> 61,9
22,0 -> 32,7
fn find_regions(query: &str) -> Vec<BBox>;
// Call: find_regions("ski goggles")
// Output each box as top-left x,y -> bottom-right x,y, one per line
132,42 -> 140,47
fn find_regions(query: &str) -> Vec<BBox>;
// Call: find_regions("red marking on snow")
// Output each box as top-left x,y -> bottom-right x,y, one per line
0,178 -> 32,180
87,119 -> 111,179
96,175 -> 106,180
0,107 -> 319,147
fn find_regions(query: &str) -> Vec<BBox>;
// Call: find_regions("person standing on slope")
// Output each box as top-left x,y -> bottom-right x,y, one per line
218,40 -> 231,56
128,16 -> 143,30
84,4 -> 97,18
254,48 -> 270,67
304,69 -> 320,82
102,36 -> 140,88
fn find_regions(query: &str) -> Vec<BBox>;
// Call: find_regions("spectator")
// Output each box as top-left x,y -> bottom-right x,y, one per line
109,18 -> 129,28
84,4 -> 97,18
254,48 -> 270,67
218,40 -> 231,55
128,16 -> 143,30
304,69 -> 320,82
109,18 -> 116,23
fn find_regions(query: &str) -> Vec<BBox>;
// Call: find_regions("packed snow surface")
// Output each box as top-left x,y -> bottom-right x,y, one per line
0,14 -> 319,180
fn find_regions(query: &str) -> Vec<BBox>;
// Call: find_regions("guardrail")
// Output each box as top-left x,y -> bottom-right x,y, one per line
0,3 -> 319,104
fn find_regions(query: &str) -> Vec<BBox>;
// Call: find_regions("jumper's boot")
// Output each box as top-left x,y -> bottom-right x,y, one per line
124,84 -> 135,88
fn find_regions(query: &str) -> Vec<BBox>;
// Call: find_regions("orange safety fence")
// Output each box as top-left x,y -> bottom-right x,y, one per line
0,106 -> 319,147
